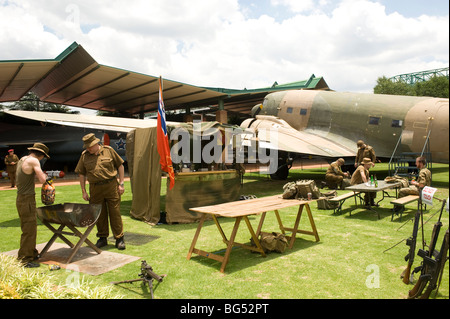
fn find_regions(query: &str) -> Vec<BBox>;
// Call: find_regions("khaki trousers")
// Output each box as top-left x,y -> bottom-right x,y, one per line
7,166 -> 16,187
16,194 -> 39,263
89,180 -> 124,239
399,185 -> 420,198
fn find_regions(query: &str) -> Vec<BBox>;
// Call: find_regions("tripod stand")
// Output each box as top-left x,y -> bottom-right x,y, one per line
111,260 -> 166,299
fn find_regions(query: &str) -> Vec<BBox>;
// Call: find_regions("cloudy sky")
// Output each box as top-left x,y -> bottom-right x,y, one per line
0,0 -> 448,93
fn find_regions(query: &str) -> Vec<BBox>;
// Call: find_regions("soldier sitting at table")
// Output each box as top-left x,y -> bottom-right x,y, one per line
398,156 -> 431,198
351,158 -> 376,208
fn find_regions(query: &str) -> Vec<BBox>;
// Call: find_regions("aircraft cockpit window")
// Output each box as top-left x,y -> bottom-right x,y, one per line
391,120 -> 403,128
286,107 -> 293,113
300,108 -> 307,115
368,116 -> 380,125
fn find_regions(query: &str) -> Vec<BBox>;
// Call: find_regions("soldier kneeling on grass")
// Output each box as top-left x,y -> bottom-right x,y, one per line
325,158 -> 350,190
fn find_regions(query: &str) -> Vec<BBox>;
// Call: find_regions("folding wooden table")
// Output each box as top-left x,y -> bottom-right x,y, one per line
346,181 -> 401,219
187,195 -> 320,273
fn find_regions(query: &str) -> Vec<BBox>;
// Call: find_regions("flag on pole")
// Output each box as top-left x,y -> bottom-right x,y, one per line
157,76 -> 175,190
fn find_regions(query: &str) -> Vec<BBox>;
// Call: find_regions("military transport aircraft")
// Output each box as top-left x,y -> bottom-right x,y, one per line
239,90 -> 448,178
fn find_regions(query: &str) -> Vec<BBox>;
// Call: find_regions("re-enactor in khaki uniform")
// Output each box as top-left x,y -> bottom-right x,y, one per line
325,158 -> 350,189
16,143 -> 50,268
398,156 -> 431,198
355,140 -> 376,168
75,133 -> 126,250
5,149 -> 19,187
351,157 -> 376,207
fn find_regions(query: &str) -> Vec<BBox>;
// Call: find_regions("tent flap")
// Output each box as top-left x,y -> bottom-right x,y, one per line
127,127 -> 162,224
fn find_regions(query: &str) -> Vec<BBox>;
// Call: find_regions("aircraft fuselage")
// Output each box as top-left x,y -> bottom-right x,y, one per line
250,90 -> 449,163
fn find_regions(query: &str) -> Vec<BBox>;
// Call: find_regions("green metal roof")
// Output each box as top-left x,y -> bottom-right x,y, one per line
202,74 -> 329,95
1,42 -> 330,116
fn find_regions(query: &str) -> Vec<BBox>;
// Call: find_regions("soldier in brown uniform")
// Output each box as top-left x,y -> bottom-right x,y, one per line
325,158 -> 350,189
354,140 -> 376,168
398,156 -> 431,198
16,143 -> 50,267
75,133 -> 126,250
5,149 -> 19,187
351,158 -> 376,207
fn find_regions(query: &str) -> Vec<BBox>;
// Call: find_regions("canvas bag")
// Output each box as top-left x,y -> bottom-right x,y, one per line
259,232 -> 288,253
282,180 -> 321,199
317,190 -> 339,210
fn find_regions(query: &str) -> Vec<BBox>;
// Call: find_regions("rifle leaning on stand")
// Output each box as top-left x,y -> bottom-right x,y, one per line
408,198 -> 447,299
419,228 -> 449,299
400,192 -> 424,284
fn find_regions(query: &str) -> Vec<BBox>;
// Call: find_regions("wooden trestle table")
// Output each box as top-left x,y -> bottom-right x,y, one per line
187,195 -> 320,273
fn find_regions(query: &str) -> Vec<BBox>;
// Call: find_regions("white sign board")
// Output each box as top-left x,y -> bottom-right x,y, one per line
421,186 -> 438,206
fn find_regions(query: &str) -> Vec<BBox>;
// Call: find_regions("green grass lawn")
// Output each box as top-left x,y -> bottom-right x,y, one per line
0,163 -> 448,299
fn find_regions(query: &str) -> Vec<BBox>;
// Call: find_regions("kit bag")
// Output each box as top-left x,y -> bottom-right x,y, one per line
259,232 -> 288,253
385,175 -> 409,188
317,190 -> 339,210
282,180 -> 321,199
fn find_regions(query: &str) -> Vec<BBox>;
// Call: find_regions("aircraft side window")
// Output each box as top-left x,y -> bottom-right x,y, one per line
391,119 -> 403,128
368,116 -> 380,125
300,108 -> 307,115
286,107 -> 293,113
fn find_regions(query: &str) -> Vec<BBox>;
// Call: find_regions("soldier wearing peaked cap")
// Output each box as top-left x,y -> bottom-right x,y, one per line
16,143 -> 50,267
75,133 -> 126,250
4,149 -> 19,187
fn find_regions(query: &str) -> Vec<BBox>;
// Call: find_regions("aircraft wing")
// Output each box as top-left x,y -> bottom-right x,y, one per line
241,115 -> 355,158
4,110 -> 162,133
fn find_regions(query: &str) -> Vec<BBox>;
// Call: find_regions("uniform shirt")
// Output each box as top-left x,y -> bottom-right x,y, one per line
351,165 -> 369,185
16,157 -> 36,195
75,145 -> 124,184
4,154 -> 19,173
326,161 -> 345,177
356,145 -> 376,165
417,167 -> 432,188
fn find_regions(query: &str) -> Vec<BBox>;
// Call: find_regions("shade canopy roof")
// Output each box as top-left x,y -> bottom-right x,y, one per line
0,42 -> 330,116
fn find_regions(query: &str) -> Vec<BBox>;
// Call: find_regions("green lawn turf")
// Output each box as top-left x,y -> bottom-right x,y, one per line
0,163 -> 448,299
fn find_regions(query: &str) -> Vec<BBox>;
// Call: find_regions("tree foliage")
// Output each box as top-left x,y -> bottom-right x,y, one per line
6,92 -> 79,113
374,75 -> 449,98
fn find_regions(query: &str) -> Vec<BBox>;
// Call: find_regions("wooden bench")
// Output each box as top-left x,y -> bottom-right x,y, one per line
329,191 -> 361,215
390,195 -> 420,221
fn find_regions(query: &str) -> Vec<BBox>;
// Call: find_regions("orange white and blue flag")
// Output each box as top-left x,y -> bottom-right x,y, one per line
157,76 -> 175,190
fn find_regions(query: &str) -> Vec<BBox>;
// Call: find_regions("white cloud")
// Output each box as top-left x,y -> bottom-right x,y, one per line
0,0 -> 448,94
270,0 -> 316,13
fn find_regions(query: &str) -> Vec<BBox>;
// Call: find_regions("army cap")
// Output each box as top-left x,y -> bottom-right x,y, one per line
82,133 -> 100,148
28,143 -> 50,158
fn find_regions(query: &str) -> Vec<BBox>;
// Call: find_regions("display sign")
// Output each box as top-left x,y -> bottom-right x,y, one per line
421,186 -> 438,206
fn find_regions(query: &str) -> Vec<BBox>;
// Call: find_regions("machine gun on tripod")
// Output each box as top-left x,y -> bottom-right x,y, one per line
111,260 -> 166,299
